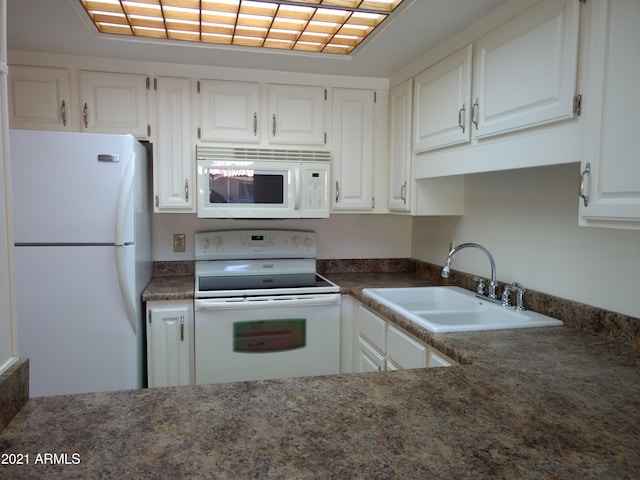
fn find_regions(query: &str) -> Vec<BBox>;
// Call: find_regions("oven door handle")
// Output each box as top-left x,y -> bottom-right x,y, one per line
195,294 -> 340,310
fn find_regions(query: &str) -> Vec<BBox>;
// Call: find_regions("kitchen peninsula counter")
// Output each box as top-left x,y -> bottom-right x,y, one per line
2,272 -> 639,479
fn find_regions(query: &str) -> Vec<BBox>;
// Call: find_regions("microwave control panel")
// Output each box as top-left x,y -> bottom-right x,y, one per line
301,163 -> 329,215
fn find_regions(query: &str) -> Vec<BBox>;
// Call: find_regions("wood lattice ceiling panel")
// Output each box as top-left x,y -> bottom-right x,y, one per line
78,0 -> 405,54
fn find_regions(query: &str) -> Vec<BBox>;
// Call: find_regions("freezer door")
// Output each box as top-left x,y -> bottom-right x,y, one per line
9,129 -> 137,244
14,245 -> 142,397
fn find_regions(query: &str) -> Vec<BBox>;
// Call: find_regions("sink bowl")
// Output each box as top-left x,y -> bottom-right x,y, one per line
362,286 -> 563,333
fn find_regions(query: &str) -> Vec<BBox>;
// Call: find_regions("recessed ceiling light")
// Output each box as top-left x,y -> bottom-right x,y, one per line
78,0 -> 406,55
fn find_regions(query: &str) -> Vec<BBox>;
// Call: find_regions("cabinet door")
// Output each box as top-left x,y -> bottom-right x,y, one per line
413,45 -> 472,153
8,65 -> 70,131
79,71 -> 149,138
386,325 -> 427,370
357,337 -> 385,373
388,79 -> 413,212
154,77 -> 194,211
147,302 -> 192,388
473,0 -> 580,139
357,304 -> 386,352
198,79 -> 260,142
268,84 -> 326,145
332,88 -> 374,211
428,347 -> 457,368
579,0 -> 640,228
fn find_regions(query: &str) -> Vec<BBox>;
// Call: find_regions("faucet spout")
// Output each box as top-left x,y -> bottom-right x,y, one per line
441,243 -> 498,299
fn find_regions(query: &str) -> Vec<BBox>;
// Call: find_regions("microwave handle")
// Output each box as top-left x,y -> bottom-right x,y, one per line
293,167 -> 301,211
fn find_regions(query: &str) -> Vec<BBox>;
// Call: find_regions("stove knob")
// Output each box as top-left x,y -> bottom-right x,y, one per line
304,236 -> 313,247
201,238 -> 210,249
291,235 -> 300,246
213,236 -> 223,247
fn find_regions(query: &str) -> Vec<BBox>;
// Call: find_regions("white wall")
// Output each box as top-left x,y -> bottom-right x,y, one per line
152,214 -> 413,261
412,163 -> 640,318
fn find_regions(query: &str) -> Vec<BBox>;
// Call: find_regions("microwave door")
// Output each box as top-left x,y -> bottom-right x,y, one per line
197,162 -> 297,218
209,171 -> 285,205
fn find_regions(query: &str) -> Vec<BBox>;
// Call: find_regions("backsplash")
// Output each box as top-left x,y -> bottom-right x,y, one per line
151,258 -> 639,347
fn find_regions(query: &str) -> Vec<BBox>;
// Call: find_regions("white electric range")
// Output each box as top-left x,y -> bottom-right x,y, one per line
194,229 -> 341,385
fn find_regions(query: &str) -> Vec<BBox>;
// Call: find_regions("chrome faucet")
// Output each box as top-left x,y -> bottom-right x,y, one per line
502,282 -> 526,311
442,243 -> 498,299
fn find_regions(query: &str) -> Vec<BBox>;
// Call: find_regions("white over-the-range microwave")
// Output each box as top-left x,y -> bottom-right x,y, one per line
196,146 -> 331,219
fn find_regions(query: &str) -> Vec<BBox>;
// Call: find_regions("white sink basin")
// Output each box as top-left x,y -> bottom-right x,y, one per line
362,286 -> 563,333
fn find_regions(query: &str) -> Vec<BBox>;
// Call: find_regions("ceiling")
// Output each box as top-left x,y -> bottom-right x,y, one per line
7,0 -> 511,78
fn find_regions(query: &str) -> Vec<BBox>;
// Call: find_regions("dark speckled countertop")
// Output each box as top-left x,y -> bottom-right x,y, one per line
1,270 -> 639,479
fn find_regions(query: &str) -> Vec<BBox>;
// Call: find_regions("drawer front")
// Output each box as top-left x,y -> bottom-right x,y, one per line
358,337 -> 385,373
387,325 -> 427,369
358,305 -> 386,351
428,348 -> 457,368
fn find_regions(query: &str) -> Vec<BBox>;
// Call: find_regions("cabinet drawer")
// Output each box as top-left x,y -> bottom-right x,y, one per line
357,305 -> 385,351
428,348 -> 457,368
387,325 -> 427,369
358,337 -> 385,373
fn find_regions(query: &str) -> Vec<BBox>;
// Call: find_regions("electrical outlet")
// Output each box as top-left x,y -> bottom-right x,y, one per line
173,233 -> 186,253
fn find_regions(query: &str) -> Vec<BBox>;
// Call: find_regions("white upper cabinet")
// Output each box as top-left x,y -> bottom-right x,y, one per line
153,76 -> 195,212
413,45 -> 472,153
268,84 -> 326,145
388,79 -> 413,212
472,0 -> 580,139
198,79 -> 260,142
579,0 -> 640,229
79,71 -> 149,138
8,65 -> 70,131
332,88 -> 374,211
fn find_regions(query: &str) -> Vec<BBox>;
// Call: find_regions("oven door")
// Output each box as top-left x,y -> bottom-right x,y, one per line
194,294 -> 340,385
196,160 -> 299,218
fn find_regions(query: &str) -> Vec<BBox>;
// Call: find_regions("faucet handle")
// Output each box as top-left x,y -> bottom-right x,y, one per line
511,282 -> 526,311
501,285 -> 514,307
472,276 -> 485,295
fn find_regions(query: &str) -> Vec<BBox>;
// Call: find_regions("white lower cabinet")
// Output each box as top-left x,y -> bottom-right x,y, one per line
387,324 -> 427,370
358,337 -> 385,373
354,302 -> 457,373
429,349 -> 456,368
146,300 -> 193,388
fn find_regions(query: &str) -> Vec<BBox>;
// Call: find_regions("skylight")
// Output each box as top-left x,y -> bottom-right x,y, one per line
78,0 -> 406,55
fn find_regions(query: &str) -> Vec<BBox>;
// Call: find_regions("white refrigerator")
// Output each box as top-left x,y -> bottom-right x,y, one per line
9,129 -> 152,397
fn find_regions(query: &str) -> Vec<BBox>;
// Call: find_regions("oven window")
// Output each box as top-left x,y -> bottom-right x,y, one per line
209,172 -> 284,204
233,319 -> 305,353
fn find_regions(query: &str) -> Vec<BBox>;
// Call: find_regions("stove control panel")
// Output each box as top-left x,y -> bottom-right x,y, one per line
195,229 -> 317,260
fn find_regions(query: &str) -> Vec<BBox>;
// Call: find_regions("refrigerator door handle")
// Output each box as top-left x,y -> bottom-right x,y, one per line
115,151 -> 138,334
115,246 -> 137,334
115,151 -> 135,246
